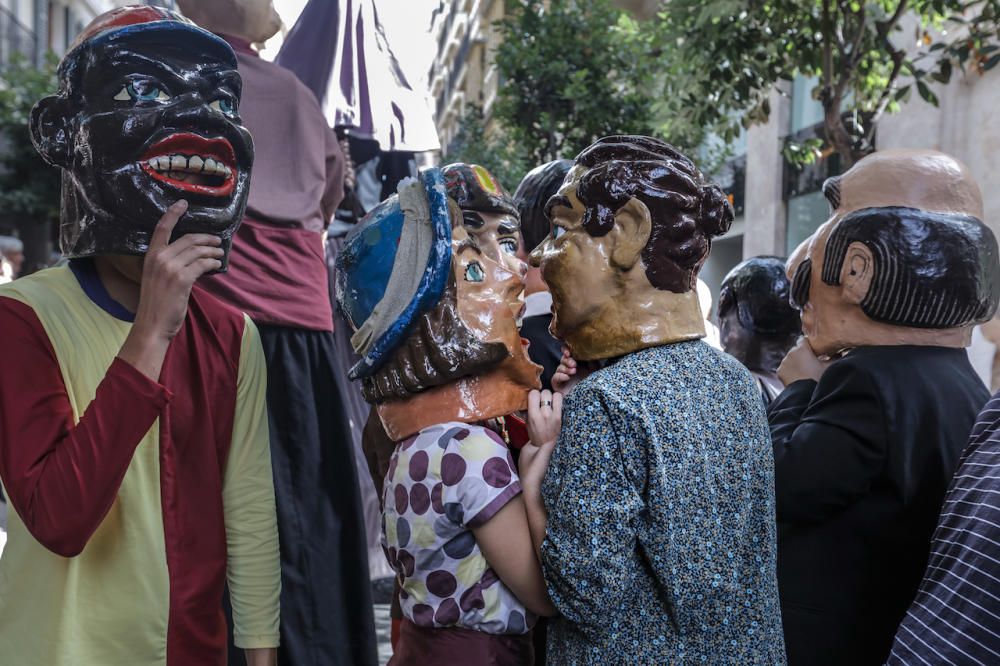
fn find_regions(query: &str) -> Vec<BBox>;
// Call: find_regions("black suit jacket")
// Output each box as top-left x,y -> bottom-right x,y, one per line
768,345 -> 989,666
520,313 -> 562,391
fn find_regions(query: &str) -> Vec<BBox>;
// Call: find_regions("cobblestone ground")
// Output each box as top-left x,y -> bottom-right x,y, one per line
374,603 -> 392,665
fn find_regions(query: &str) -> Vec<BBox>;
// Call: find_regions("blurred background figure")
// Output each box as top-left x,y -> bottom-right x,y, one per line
177,1 -> 378,664
0,237 -> 24,283
718,256 -> 802,404
280,1 -> 442,602
513,159 -> 572,390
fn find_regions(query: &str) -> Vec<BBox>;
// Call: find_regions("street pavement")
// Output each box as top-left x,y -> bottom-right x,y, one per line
374,603 -> 392,665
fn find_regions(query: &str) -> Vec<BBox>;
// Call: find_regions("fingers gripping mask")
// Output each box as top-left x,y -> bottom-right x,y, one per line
29,6 -> 254,269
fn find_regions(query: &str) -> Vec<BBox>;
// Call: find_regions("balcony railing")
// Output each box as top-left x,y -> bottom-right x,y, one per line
0,7 -> 38,69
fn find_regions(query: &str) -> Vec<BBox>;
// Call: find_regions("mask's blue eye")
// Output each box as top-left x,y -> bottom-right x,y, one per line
499,238 -> 518,255
552,225 -> 566,239
465,261 -> 485,283
114,80 -> 169,102
210,98 -> 237,116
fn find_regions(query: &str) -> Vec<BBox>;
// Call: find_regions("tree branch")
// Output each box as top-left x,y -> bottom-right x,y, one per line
866,0 -> 910,146
877,0 -> 909,39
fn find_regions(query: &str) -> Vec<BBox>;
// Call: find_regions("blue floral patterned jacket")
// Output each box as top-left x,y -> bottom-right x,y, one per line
541,341 -> 786,665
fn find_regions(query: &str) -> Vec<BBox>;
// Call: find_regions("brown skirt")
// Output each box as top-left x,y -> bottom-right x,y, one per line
389,619 -> 535,666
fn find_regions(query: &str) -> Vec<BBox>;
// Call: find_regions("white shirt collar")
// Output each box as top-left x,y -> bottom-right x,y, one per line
523,291 -> 553,319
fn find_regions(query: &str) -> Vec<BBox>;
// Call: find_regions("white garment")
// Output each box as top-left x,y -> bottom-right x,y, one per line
967,325 -> 997,389
523,291 -> 553,319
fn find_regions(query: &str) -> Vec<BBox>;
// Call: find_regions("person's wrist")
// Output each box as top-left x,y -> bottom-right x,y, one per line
521,481 -> 543,503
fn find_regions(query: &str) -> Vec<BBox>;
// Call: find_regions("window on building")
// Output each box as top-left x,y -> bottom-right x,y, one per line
786,190 -> 830,254
790,75 -> 824,134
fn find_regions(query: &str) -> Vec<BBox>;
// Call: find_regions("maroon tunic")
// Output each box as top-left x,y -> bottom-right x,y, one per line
202,37 -> 345,331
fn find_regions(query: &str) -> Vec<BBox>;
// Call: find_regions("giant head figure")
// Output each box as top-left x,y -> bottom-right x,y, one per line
530,135 -> 734,360
718,256 -> 802,374
176,0 -> 282,44
787,149 -> 1000,357
442,163 -> 521,265
336,168 -> 541,441
30,6 -> 254,268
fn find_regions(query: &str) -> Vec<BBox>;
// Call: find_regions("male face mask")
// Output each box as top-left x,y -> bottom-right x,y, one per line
30,6 -> 254,268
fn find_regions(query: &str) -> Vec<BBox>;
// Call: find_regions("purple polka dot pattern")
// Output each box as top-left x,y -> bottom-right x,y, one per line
397,549 -> 415,577
444,502 -> 464,524
481,569 -> 499,588
443,532 -> 476,559
426,570 -> 457,597
435,598 -> 460,625
438,426 -> 471,449
431,482 -> 444,513
441,453 -> 467,486
417,547 -> 444,570
507,610 -> 526,634
412,604 -> 434,625
410,483 -> 431,515
460,585 -> 485,612
396,517 -> 411,548
409,450 -> 429,481
394,485 -> 408,514
381,422 -> 531,634
482,457 -> 512,488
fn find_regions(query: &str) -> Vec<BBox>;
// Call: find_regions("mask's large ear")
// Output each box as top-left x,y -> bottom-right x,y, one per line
30,95 -> 73,168
841,241 -> 875,305
609,196 -> 652,270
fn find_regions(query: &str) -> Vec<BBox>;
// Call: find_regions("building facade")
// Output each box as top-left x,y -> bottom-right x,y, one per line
429,3 -> 1000,307
0,0 -> 176,66
699,64 -> 1000,300
428,0 -> 506,153
0,0 -> 175,270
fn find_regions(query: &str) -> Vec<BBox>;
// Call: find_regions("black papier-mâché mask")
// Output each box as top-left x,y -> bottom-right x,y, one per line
29,7 -> 254,269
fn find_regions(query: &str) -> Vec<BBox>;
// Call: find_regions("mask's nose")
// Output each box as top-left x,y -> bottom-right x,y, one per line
507,255 -> 528,280
529,242 -> 546,268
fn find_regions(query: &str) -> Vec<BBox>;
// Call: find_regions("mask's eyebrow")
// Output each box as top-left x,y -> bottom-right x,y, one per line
462,211 -> 485,229
101,51 -> 190,88
498,219 -> 520,235
544,195 -> 572,222
454,238 -> 482,255
207,68 -> 242,95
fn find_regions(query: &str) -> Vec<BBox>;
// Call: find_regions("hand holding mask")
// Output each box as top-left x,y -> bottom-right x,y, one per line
30,6 -> 254,268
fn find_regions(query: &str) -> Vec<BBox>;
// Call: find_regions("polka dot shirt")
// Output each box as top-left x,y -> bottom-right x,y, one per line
382,422 -> 535,635
541,341 -> 786,664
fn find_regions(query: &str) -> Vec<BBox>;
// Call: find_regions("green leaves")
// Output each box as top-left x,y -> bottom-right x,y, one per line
0,53 -> 60,226
458,0 -> 1000,175
483,0 -> 672,168
646,0 -> 1000,166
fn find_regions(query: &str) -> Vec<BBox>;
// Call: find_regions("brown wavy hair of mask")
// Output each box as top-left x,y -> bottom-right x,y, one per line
573,135 -> 734,293
361,207 -> 511,404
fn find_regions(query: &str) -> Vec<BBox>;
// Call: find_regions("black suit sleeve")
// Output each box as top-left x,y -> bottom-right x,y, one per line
767,361 -> 888,524
520,314 -> 563,391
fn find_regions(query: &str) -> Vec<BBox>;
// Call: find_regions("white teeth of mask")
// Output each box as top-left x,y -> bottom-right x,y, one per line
145,154 -> 232,179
